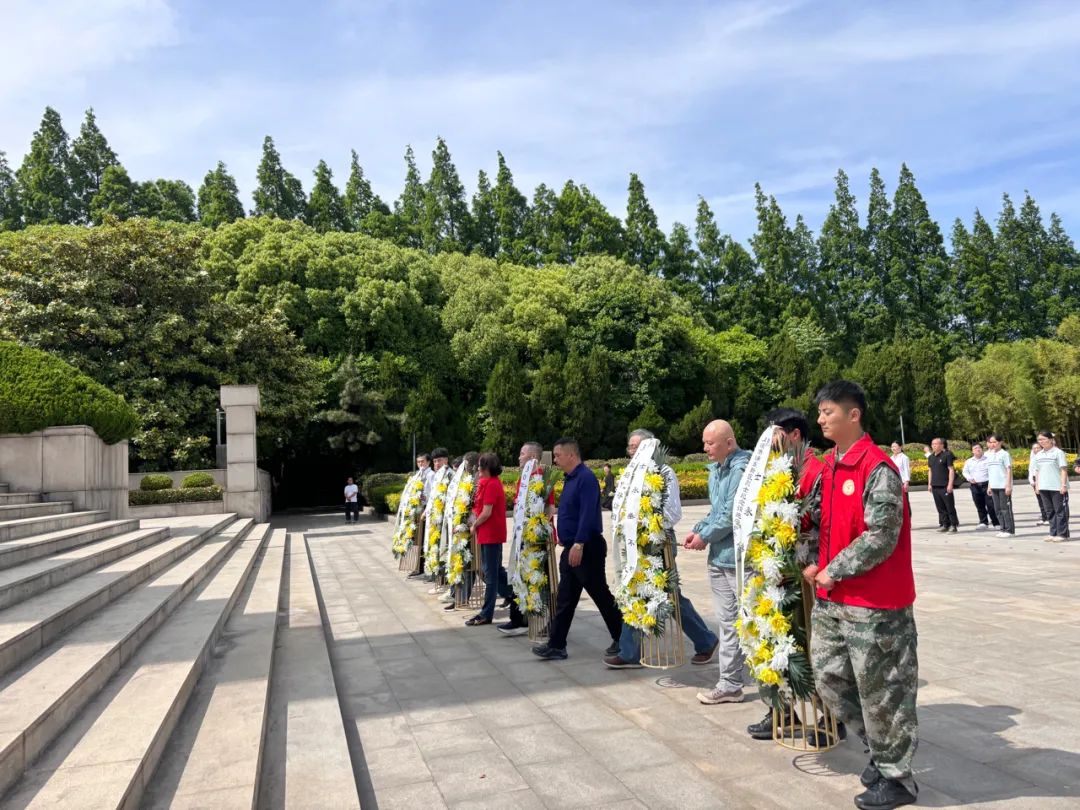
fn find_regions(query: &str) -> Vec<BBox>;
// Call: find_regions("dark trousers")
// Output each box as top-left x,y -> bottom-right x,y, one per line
344,501 -> 359,521
1035,486 -> 1052,521
989,489 -> 1015,534
1038,491 -> 1070,538
546,538 -> 623,650
479,542 -> 513,620
931,486 -> 959,528
968,482 -> 998,526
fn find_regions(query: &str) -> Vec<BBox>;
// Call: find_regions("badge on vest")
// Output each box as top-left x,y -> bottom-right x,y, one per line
842,480 -> 856,496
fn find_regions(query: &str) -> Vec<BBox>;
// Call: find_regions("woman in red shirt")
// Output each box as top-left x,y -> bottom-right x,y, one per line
466,452 -> 512,626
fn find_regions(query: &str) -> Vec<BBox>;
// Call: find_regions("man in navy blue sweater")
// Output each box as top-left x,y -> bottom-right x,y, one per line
533,437 -> 623,660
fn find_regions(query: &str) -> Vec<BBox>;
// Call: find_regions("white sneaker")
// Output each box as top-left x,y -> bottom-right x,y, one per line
439,591 -> 455,603
1044,535 -> 1058,542
1048,536 -> 1065,543
995,531 -> 1012,538
975,524 -> 988,531
427,585 -> 443,594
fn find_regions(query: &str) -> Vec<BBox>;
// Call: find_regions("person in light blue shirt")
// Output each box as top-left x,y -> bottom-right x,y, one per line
684,419 -> 751,705
1034,430 -> 1069,542
984,434 -> 1014,536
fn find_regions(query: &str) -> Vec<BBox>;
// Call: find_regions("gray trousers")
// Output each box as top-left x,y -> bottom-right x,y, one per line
707,564 -> 750,692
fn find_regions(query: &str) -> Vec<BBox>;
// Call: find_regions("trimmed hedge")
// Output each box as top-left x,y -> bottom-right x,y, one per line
129,485 -> 223,506
139,473 -> 174,491
181,471 -> 216,489
363,473 -> 408,512
0,340 -> 138,444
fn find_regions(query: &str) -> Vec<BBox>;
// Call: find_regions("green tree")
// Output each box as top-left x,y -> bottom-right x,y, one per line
16,107 -> 75,224
663,221 -> 697,288
493,152 -> 529,263
69,109 -> 119,223
138,179 -> 196,222
343,149 -> 388,229
197,161 -> 245,228
950,210 -> 997,345
863,167 -> 892,342
481,354 -> 534,458
623,173 -> 666,274
669,396 -> 714,455
393,145 -> 425,248
816,169 -> 873,348
884,164 -> 950,335
549,181 -> 624,264
306,160 -> 348,232
628,401 -> 668,445
0,152 -> 22,231
522,183 -> 557,265
562,347 -> 615,455
471,169 -> 497,258
422,137 -> 472,254
252,135 -> 306,219
89,165 -> 137,223
750,184 -> 794,325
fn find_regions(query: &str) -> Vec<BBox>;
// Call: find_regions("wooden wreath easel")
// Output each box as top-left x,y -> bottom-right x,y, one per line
639,543 -> 686,669
527,538 -> 560,642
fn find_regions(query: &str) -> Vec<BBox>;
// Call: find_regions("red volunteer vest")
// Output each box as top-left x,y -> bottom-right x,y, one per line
817,434 -> 915,610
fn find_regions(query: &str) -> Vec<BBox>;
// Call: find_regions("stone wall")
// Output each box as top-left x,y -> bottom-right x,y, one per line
0,425 -> 128,518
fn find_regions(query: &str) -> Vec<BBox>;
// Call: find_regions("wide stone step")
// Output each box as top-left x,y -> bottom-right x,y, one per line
0,502 -> 70,522
0,514 -> 236,678
0,494 -> 39,506
0,519 -> 140,571
4,523 -> 271,810
143,527 -> 286,809
0,527 -> 171,612
0,517 -> 253,800
0,511 -> 107,544
259,534 -> 361,810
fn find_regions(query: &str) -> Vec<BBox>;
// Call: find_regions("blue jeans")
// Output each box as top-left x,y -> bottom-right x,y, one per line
479,542 -> 512,620
618,592 -> 718,661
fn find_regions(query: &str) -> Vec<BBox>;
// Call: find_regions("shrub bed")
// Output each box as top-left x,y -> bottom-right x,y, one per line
180,471 -> 216,489
139,473 -> 174,491
129,485 -> 223,506
0,340 -> 138,444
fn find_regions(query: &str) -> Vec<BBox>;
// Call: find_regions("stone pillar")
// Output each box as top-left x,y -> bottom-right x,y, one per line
221,385 -> 269,522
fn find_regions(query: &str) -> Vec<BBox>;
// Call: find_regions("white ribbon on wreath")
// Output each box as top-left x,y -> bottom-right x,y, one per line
732,426 -> 776,599
615,437 -> 659,588
507,458 -> 536,594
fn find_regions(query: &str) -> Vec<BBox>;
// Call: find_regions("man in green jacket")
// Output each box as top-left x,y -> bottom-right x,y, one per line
684,419 -> 752,705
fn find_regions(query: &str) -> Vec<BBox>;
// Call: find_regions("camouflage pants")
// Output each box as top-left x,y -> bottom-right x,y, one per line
811,601 -> 919,783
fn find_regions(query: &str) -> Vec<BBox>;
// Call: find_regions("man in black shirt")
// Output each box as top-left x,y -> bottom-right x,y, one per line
927,438 -> 959,532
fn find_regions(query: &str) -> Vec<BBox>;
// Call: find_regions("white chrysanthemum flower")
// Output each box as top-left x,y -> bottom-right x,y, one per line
764,585 -> 786,606
762,554 -> 783,582
767,455 -> 793,476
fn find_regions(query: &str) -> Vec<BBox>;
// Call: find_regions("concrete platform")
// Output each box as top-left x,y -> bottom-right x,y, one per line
272,486 -> 1080,809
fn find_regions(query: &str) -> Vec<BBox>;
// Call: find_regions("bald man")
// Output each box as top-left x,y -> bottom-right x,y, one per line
686,420 -> 752,705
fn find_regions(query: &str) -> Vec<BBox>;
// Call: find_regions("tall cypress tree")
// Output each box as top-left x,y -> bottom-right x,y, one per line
136,179 -> 196,222
493,152 -> 528,262
421,137 -> 472,254
89,164 -> 137,223
196,161 -> 245,228
394,145 -> 424,248
951,210 -> 998,344
523,183 -> 557,265
750,184 -> 794,324
550,180 -> 623,264
663,221 -> 697,284
471,169 -> 497,258
886,164 -> 950,335
864,168 -> 892,342
306,159 -> 348,232
252,135 -> 306,219
16,107 -> 75,224
1047,212 -> 1080,324
343,149 -> 388,229
816,169 -> 872,346
0,151 -> 23,231
694,197 -> 725,306
623,173 -> 666,274
69,108 -> 119,223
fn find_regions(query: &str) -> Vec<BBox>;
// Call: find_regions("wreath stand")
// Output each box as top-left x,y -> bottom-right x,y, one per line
639,543 -> 686,669
527,538 -> 560,642
455,536 -> 487,609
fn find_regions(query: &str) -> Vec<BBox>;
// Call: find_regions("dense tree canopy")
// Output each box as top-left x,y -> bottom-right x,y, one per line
2,106 -> 1080,502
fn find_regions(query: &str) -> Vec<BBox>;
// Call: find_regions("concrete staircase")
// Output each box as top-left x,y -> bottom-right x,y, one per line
0,484 -> 363,808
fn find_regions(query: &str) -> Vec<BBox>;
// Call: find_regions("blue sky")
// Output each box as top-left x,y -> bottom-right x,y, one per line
2,0 -> 1079,244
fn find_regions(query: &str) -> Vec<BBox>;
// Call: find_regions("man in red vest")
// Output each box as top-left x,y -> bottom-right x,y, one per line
803,381 -> 918,810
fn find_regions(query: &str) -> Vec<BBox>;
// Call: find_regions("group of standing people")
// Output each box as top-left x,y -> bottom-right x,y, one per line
881,431 -> 1072,542
382,378 -> 919,810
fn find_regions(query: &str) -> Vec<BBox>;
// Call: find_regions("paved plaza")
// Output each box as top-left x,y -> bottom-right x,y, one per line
277,487 -> 1080,809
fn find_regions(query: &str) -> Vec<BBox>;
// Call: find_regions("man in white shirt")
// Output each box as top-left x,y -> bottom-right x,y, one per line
407,453 -> 436,578
984,434 -> 1014,537
962,443 -> 999,530
890,442 -> 911,494
604,428 -> 719,670
343,477 -> 359,523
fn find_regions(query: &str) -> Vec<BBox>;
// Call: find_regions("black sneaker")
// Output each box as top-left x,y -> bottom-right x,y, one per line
497,621 -> 528,636
532,643 -> 568,660
861,759 -> 881,788
747,709 -> 800,740
604,641 -> 620,656
936,526 -> 949,533
443,602 -> 457,612
500,597 -> 513,609
949,526 -> 958,533
406,571 -> 424,579
854,776 -> 917,810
